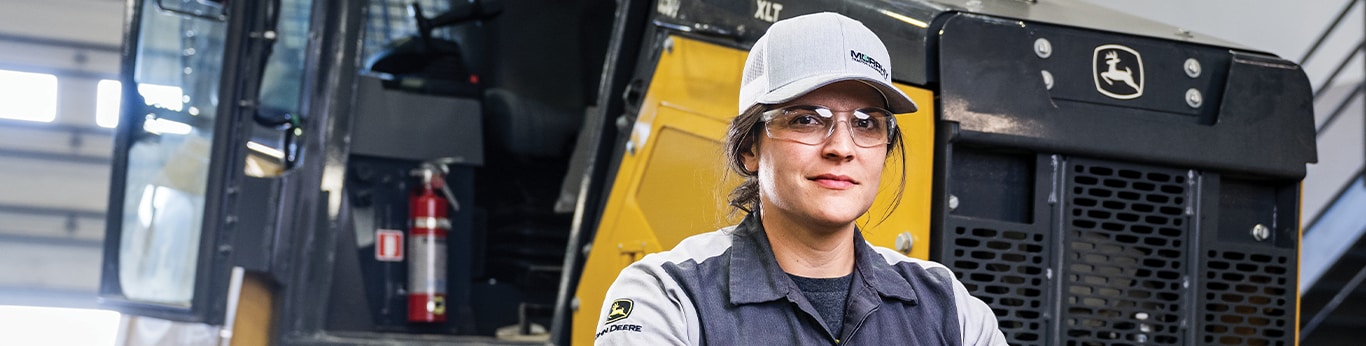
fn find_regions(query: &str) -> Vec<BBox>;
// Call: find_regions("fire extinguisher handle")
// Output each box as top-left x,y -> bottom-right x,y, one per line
436,175 -> 461,212
418,160 -> 462,212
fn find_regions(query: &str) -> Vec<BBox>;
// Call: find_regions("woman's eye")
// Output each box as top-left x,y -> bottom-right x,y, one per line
789,114 -> 825,127
852,118 -> 877,130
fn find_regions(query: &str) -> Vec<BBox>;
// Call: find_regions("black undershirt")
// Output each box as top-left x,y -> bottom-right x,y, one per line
788,273 -> 854,338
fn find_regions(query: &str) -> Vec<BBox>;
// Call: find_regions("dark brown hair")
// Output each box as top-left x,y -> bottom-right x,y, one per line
723,104 -> 907,222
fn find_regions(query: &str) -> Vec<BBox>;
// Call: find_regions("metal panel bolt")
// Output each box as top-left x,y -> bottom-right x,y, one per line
948,194 -> 959,212
1184,58 -> 1201,78
571,297 -> 580,312
1041,70 -> 1054,90
1185,88 -> 1203,108
626,141 -> 636,155
664,37 -> 674,54
1251,224 -> 1270,241
1034,38 -> 1052,59
895,232 -> 915,254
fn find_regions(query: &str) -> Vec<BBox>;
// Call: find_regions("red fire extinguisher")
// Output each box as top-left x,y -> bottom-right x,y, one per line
409,161 -> 460,323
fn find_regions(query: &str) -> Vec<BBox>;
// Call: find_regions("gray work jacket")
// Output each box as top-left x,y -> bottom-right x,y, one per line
593,214 -> 1008,345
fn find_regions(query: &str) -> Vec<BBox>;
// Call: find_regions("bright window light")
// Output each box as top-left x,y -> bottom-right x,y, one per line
0,69 -> 59,123
143,116 -> 193,135
139,83 -> 184,112
0,305 -> 120,346
96,80 -> 121,128
96,80 -> 185,128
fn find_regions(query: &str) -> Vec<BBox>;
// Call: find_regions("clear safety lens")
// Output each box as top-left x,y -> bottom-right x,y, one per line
761,105 -> 896,147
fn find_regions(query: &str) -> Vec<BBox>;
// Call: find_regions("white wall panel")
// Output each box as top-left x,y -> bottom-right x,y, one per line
0,155 -> 110,213
0,0 -> 119,302
0,0 -> 124,46
0,242 -> 102,291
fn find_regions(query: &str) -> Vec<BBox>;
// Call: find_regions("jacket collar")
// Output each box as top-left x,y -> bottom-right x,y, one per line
727,213 -> 919,305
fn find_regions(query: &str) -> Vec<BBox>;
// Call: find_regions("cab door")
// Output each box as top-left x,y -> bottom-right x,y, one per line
100,0 -> 279,324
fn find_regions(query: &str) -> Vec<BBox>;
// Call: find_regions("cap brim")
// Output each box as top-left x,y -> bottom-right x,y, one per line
755,74 -> 919,114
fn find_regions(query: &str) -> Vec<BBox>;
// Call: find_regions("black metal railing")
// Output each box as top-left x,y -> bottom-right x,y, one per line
1300,0 -> 1364,230
1298,0 -> 1366,342
1304,0 -> 1364,136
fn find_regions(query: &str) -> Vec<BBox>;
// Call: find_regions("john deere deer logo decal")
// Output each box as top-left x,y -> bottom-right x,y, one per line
606,299 -> 634,323
1092,44 -> 1144,99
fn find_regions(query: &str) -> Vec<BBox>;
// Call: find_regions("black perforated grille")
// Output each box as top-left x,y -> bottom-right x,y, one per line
1063,160 -> 1189,345
952,225 -> 1049,344
1200,249 -> 1293,345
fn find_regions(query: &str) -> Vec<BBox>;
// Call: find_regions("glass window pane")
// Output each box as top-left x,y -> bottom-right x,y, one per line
116,0 -> 228,307
97,81 -> 188,129
0,70 -> 58,123
363,0 -> 454,60
247,0 -> 314,177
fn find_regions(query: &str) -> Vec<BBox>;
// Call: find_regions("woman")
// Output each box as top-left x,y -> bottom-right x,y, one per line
594,12 -> 1007,345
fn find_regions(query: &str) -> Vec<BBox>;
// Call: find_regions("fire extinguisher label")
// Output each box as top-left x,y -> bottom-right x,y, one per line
375,229 -> 404,262
409,234 -> 448,294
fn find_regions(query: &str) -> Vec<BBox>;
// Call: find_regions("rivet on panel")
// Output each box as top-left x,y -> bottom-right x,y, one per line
1185,88 -> 1203,108
1184,58 -> 1201,78
1251,224 -> 1270,241
1034,38 -> 1052,59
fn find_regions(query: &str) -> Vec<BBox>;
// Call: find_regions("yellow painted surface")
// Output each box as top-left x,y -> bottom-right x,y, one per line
230,273 -> 274,346
1295,185 -> 1303,346
570,35 -> 937,345
859,84 -> 935,260
570,37 -> 744,346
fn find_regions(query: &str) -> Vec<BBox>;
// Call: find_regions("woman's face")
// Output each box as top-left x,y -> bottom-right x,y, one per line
744,80 -> 888,230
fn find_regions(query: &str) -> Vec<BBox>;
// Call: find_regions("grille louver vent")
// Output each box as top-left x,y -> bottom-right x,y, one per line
943,154 -> 1296,345
1063,160 -> 1189,345
952,225 -> 1049,344
1200,250 -> 1292,345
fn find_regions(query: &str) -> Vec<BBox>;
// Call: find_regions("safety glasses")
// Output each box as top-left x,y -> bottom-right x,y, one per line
760,105 -> 897,147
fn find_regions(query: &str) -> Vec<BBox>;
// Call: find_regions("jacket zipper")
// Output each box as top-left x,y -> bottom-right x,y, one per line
841,304 -> 880,344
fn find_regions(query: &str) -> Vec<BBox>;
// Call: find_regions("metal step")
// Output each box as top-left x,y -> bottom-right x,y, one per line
1300,175 -> 1366,343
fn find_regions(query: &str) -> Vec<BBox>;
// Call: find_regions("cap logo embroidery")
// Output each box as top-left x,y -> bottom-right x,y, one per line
606,299 -> 634,323
850,50 -> 888,80
754,0 -> 783,22
1092,44 -> 1144,99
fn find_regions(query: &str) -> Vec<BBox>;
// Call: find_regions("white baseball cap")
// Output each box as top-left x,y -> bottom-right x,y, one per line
739,12 -> 918,114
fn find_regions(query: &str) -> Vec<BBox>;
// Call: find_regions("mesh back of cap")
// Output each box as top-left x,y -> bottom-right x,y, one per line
747,44 -> 765,82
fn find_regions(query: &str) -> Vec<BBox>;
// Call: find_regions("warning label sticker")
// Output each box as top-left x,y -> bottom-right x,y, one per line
376,229 -> 404,262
